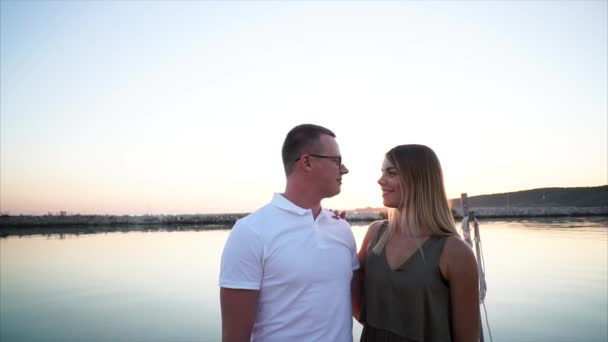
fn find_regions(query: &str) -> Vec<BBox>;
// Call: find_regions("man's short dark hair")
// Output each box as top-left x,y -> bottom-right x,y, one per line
281,124 -> 336,175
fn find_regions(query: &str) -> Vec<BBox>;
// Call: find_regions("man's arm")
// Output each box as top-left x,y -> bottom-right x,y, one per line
220,288 -> 259,342
219,220 -> 263,342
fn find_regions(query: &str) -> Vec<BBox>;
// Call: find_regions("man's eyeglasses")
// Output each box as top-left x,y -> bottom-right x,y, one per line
295,154 -> 342,168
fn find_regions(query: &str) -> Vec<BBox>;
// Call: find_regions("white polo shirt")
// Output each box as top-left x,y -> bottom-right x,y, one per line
220,193 -> 359,342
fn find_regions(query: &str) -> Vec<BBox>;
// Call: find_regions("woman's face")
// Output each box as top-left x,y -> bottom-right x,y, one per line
377,157 -> 402,208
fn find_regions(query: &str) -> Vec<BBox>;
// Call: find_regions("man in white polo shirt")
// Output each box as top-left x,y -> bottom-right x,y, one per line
219,124 -> 358,342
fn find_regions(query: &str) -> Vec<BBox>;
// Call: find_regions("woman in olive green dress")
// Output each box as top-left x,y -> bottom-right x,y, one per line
352,144 -> 480,342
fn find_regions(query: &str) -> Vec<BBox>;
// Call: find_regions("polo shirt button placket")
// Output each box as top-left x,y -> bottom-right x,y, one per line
312,217 -> 324,247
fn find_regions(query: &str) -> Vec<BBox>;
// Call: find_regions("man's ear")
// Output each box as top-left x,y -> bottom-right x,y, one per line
300,155 -> 313,172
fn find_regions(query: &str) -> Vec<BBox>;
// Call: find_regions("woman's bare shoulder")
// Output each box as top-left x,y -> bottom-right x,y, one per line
443,235 -> 477,269
360,219 -> 387,252
366,219 -> 387,237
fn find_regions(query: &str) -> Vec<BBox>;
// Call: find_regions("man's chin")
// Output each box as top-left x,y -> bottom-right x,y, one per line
325,188 -> 341,198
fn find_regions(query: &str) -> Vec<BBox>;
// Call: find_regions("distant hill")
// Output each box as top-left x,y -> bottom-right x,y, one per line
449,186 -> 608,209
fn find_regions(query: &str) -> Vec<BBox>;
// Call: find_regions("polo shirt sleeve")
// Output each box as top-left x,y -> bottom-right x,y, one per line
343,223 -> 359,271
219,220 -> 264,290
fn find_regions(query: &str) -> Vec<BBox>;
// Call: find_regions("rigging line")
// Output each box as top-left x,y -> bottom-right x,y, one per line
474,217 -> 492,342
482,301 -> 494,342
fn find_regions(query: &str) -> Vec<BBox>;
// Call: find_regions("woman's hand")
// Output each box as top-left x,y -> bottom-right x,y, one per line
331,209 -> 347,220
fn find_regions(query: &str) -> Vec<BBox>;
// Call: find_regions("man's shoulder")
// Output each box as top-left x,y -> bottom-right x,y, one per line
318,210 -> 356,243
233,202 -> 280,233
240,202 -> 275,220
320,209 -> 352,228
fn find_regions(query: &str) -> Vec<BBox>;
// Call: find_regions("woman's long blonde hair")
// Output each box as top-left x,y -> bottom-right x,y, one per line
373,144 -> 458,254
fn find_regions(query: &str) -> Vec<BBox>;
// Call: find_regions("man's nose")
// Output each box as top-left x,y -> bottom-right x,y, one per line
340,164 -> 349,174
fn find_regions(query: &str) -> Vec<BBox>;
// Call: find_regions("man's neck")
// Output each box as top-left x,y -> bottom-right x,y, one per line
282,186 -> 322,219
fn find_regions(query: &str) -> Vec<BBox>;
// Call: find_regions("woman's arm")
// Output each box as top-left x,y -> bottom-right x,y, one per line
440,236 -> 481,342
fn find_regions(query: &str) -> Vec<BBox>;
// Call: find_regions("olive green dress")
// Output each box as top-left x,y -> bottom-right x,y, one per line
360,222 -> 452,342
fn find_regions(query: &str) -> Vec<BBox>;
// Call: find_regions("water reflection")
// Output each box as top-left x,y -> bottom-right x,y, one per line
0,224 -> 232,240
0,218 -> 606,342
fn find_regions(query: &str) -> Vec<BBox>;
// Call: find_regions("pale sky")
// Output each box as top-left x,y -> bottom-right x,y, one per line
1,1 -> 606,215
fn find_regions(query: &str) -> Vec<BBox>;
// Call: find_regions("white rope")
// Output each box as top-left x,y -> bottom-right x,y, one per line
482,301 -> 494,342
472,218 -> 487,301
461,214 -> 493,342
461,215 -> 472,246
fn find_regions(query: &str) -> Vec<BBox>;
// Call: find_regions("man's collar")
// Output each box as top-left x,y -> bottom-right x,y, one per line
271,193 -> 323,216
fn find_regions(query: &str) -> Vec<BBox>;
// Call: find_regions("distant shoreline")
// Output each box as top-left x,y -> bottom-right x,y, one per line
1,207 -> 606,238
2,185 -> 605,233
1,207 -> 607,227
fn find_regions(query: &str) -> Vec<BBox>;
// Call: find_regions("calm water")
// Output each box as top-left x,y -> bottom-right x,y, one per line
1,218 -> 606,342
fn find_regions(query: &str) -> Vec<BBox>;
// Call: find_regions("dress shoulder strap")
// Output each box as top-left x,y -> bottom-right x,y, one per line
367,220 -> 389,253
